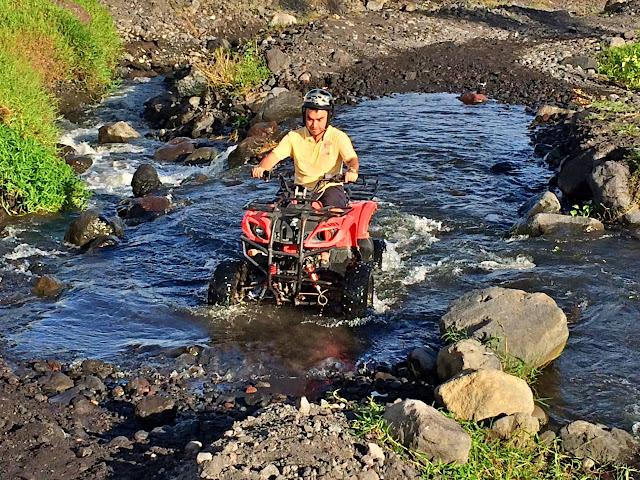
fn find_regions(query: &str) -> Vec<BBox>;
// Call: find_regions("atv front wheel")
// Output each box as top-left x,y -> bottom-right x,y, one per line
343,262 -> 373,319
372,238 -> 386,268
207,260 -> 248,305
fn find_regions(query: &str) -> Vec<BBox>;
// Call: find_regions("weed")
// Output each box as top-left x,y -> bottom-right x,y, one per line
599,40 -> 640,90
611,122 -> 640,136
198,42 -> 271,98
349,397 -> 637,479
231,114 -> 250,131
569,201 -> 593,217
442,328 -> 469,344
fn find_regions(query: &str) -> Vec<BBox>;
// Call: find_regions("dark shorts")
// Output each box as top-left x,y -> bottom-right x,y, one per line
318,186 -> 348,208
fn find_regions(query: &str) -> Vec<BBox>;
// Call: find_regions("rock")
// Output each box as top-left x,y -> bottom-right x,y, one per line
153,138 -> 195,162
185,440 -> 202,455
532,405 -> 548,427
623,30 -> 637,40
270,12 -> 297,26
65,155 -> 93,174
459,93 -> 489,105
206,37 -> 231,52
265,49 -> 290,74
535,105 -> 573,121
124,377 -> 150,396
200,455 -> 228,479
491,412 -> 540,445
41,372 -> 74,393
32,276 -> 64,297
435,370 -> 535,421
227,137 -> 266,169
247,121 -> 279,140
368,442 -> 385,462
174,68 -> 209,99
539,430 -> 556,446
563,56 -> 598,71
131,164 -> 161,197
407,346 -> 438,377
604,36 -> 626,48
64,211 -> 122,247
437,339 -> 502,382
515,213 -> 605,237
440,287 -> 569,368
183,147 -> 219,166
197,451 -> 213,464
404,2 -> 416,11
297,396 -> 311,415
76,375 -> 106,393
331,49 -> 351,67
383,399 -> 471,464
560,421 -> 640,464
517,191 -> 561,219
253,91 -> 302,124
110,435 -> 133,449
260,464 -> 280,478
589,161 -> 640,225
134,430 -> 149,442
367,0 -> 386,11
298,72 -> 311,83
81,359 -> 113,379
98,121 -> 141,144
135,396 -> 177,426
404,71 -> 417,81
557,148 -> 600,198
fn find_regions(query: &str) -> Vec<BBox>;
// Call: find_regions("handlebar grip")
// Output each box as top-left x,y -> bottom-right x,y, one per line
262,170 -> 271,181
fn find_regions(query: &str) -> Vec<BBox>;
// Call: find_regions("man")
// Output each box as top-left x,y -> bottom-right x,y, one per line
251,89 -> 359,208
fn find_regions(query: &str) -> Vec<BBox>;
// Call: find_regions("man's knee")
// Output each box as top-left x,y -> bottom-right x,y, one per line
319,186 -> 347,207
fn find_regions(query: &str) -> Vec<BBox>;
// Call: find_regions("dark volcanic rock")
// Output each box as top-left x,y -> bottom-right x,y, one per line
132,164 -> 162,197
135,396 -> 177,426
65,155 -> 93,174
64,211 -> 123,248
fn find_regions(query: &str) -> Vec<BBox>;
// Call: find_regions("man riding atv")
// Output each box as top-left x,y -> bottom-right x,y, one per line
251,89 -> 359,208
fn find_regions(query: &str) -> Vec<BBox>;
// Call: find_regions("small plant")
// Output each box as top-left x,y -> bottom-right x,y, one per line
611,122 -> 640,136
442,328 -> 469,344
198,42 -> 271,98
231,114 -> 250,131
599,40 -> 640,90
569,201 -> 593,217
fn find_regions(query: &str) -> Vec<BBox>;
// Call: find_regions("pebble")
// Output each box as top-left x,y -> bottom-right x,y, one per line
196,451 -> 213,464
184,440 -> 202,455
297,396 -> 311,415
134,430 -> 149,442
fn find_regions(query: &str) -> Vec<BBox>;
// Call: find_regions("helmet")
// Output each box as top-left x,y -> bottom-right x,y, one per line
302,89 -> 334,123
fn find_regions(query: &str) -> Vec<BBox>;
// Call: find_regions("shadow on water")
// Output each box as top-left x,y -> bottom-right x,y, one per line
1,84 -> 640,431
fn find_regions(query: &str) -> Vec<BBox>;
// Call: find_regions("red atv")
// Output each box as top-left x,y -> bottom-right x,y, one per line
207,172 -> 384,318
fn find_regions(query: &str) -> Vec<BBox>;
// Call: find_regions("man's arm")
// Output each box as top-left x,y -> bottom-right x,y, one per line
251,151 -> 281,179
344,157 -> 359,183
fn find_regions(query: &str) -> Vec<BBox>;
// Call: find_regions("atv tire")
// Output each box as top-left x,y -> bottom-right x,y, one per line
207,259 -> 248,305
343,262 -> 373,319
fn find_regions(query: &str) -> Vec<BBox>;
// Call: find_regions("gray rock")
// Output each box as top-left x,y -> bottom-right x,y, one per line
604,36 -> 626,48
515,213 -> 605,237
253,91 -> 302,124
589,160 -> 640,225
270,12 -> 296,26
404,71 -> 417,81
517,191 -> 561,219
206,37 -> 231,52
183,147 -> 219,166
535,105 -> 573,121
367,0 -> 386,11
41,372 -> 74,393
407,346 -> 438,377
560,421 -> 640,464
562,56 -> 598,71
383,399 -> 471,464
98,121 -> 141,144
297,396 -> 311,415
440,287 -> 569,368
437,339 -> 502,382
65,154 -> 93,174
265,48 -> 290,74
132,164 -> 161,197
153,138 -> 196,161
135,396 -> 176,419
175,69 -> 209,99
125,377 -> 150,396
227,137 -> 266,169
435,370 -> 535,421
76,375 -> 106,393
491,412 -> 540,445
81,359 -> 113,379
200,454 -> 229,479
557,148 -> 598,197
331,49 -> 352,67
260,464 -> 280,478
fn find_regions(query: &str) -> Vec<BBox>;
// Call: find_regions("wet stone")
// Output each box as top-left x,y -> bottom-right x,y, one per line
41,372 -> 74,394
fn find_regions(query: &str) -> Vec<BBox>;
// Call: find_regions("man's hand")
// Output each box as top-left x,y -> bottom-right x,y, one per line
252,166 -> 267,179
344,168 -> 358,183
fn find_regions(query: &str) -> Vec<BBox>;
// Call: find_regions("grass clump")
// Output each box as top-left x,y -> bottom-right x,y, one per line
0,0 -> 122,214
599,40 -> 640,90
350,397 -> 636,480
198,41 -> 271,98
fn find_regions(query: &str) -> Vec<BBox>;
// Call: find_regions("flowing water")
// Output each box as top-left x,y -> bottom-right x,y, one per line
1,79 -> 640,433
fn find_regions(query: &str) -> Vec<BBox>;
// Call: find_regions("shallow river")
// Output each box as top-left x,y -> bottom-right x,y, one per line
1,79 -> 639,433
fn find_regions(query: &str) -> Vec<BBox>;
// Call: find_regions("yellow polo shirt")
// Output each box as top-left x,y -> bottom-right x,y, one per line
270,125 -> 357,189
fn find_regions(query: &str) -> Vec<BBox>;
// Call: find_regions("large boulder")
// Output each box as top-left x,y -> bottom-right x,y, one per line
131,164 -> 161,197
491,412 -> 540,446
98,121 -> 141,144
560,421 -> 640,464
183,147 -> 219,166
557,148 -> 598,198
153,138 -> 196,162
174,68 -> 209,99
435,370 -> 535,421
437,339 -> 502,382
265,49 -> 290,75
247,121 -> 280,141
589,160 -> 640,225
64,211 -> 124,247
270,12 -> 296,26
135,396 -> 177,427
440,287 -> 568,368
117,196 -> 173,222
516,191 -> 561,221
227,137 -> 266,169
513,213 -> 604,237
407,346 -> 438,377
383,399 -> 471,465
253,91 -> 302,125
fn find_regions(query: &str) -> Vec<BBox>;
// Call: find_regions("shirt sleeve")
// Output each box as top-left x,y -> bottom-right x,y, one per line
270,133 -> 293,160
336,131 -> 357,162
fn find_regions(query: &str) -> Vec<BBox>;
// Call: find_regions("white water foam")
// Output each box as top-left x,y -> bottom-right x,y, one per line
4,244 -> 64,261
477,253 -> 536,271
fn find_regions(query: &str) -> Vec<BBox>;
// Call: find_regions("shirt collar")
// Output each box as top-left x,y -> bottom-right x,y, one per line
304,125 -> 332,142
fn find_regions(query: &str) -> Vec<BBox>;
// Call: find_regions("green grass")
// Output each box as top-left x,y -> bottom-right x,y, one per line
349,397 -> 637,480
0,0 -> 122,214
599,40 -> 640,90
199,41 -> 271,97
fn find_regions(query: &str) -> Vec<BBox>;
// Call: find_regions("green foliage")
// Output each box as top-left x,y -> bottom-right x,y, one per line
0,125 -> 89,214
200,42 -> 271,97
350,397 -> 636,480
599,41 -> 640,90
442,328 -> 469,344
569,201 -> 593,218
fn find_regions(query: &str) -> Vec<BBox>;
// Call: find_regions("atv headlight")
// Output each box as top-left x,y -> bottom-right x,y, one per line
250,224 -> 267,240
